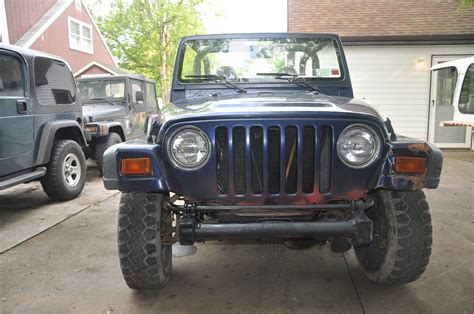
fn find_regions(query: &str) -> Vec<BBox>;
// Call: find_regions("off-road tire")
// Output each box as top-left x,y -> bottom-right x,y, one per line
354,190 -> 432,285
41,140 -> 87,201
118,192 -> 173,290
94,132 -> 122,175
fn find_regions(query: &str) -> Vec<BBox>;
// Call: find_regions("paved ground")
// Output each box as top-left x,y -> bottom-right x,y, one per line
0,152 -> 473,313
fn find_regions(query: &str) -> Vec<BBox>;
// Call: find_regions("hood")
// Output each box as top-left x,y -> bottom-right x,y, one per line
82,103 -> 127,122
160,91 -> 382,124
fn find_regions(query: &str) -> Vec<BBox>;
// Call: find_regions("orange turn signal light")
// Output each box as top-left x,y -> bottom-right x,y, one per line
121,157 -> 151,176
395,156 -> 426,174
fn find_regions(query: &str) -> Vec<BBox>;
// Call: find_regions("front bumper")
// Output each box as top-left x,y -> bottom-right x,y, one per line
181,217 -> 372,245
177,200 -> 373,245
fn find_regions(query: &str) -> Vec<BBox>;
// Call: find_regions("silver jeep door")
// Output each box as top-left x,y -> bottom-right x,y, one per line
0,49 -> 34,177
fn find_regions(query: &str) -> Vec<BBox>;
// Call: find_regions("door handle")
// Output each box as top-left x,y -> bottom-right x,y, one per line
16,100 -> 28,114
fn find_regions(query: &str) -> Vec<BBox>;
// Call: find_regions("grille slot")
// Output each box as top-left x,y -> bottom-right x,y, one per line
232,127 -> 246,195
319,126 -> 332,193
216,127 -> 228,194
268,126 -> 281,194
250,126 -> 264,194
215,124 -> 330,196
285,126 -> 298,194
302,126 -> 315,193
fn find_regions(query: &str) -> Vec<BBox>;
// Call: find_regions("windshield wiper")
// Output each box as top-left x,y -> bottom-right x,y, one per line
186,75 -> 247,93
257,72 -> 321,93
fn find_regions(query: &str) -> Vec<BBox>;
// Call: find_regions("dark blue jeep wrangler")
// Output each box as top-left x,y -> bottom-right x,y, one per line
103,33 -> 442,289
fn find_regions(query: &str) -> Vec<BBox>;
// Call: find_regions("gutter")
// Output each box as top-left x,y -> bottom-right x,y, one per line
341,34 -> 474,46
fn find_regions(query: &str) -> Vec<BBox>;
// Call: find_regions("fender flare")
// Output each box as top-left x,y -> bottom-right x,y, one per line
36,120 -> 87,165
86,121 -> 125,140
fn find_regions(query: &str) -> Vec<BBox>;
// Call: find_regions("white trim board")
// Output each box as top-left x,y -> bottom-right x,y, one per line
22,0 -> 73,48
74,61 -> 117,77
0,0 -> 10,44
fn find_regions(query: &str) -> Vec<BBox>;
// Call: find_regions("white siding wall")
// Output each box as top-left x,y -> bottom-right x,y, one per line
344,44 -> 474,140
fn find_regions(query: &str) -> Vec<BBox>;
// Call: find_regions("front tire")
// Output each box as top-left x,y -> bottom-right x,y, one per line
354,190 -> 433,285
41,140 -> 87,201
118,192 -> 173,290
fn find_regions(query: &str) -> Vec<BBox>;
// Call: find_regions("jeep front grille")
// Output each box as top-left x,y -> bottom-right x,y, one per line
215,125 -> 332,196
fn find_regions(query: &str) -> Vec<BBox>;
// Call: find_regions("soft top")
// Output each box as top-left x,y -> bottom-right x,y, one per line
0,43 -> 67,64
77,74 -> 156,84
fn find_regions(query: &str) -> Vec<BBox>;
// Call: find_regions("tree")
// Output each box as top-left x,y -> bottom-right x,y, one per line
96,0 -> 204,103
460,0 -> 474,8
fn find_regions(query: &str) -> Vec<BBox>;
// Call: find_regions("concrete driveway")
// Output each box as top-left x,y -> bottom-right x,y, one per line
0,152 -> 473,313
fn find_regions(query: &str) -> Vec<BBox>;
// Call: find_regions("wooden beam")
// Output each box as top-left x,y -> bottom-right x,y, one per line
440,120 -> 474,127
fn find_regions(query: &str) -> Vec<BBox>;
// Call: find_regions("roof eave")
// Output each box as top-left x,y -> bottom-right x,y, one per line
341,34 -> 474,46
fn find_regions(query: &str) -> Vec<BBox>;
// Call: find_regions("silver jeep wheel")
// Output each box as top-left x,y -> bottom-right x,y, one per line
63,153 -> 81,187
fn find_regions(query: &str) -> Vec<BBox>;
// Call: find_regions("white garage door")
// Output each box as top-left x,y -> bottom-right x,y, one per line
344,44 -> 474,143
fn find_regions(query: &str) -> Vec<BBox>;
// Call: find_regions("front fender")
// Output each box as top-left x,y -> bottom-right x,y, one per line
102,141 -> 179,193
85,121 -> 123,137
377,137 -> 443,190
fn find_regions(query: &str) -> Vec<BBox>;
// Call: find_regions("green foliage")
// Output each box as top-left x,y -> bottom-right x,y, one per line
459,0 -> 474,9
95,0 -> 205,102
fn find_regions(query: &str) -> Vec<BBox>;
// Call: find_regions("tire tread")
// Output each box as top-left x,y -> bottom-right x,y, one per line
355,190 -> 433,285
118,192 -> 171,290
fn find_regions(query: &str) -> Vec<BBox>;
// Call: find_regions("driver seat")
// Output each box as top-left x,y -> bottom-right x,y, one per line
215,66 -> 237,79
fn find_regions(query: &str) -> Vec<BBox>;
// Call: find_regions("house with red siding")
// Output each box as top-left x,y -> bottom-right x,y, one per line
0,0 -> 117,77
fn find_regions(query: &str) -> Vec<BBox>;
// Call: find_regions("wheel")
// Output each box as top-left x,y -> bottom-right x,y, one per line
118,192 -> 173,290
41,140 -> 87,201
94,132 -> 122,175
354,190 -> 433,285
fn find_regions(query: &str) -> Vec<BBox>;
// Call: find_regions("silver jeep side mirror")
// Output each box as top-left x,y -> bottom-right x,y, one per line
135,90 -> 144,102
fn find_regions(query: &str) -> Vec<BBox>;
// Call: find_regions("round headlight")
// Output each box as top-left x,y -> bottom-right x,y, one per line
337,125 -> 381,168
168,127 -> 210,170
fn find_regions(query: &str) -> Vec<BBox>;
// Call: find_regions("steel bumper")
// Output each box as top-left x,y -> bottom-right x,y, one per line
179,210 -> 372,245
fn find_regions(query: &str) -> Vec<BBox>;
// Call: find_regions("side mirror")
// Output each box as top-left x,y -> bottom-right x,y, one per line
135,90 -> 144,102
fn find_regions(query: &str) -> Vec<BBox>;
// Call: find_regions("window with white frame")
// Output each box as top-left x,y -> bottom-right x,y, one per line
68,17 -> 93,54
75,0 -> 82,11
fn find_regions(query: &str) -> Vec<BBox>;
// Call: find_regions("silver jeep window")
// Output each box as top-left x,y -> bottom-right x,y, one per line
0,54 -> 25,97
145,82 -> 158,109
78,79 -> 126,100
179,37 -> 343,83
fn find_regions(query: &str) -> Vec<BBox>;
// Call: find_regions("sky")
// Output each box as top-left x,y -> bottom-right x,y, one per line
201,0 -> 287,33
83,0 -> 287,34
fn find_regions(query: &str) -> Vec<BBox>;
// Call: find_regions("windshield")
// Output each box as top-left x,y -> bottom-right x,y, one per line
179,37 -> 343,83
78,79 -> 126,101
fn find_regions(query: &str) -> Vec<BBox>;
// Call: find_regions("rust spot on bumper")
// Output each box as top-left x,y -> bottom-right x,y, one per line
392,173 -> 427,190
